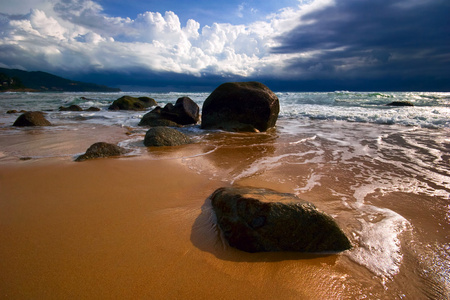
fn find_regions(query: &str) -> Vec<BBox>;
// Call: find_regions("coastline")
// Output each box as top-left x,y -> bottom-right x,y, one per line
1,92 -> 449,298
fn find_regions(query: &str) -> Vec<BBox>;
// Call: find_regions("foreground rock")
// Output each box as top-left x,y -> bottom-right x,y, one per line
386,101 -> 414,106
139,97 -> 199,127
144,126 -> 191,147
13,111 -> 51,126
210,187 -> 352,253
201,82 -> 280,132
108,96 -> 157,111
75,142 -> 129,162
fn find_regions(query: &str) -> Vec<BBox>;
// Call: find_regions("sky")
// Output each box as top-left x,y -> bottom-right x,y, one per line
0,0 -> 449,91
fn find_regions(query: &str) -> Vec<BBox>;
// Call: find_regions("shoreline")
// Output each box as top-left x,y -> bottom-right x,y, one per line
1,111 -> 449,298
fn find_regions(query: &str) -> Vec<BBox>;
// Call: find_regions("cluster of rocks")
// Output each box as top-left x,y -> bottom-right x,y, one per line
9,81 -> 353,254
10,81 -> 279,153
8,105 -> 101,114
7,109 -> 27,114
75,81 -> 279,157
139,96 -> 200,127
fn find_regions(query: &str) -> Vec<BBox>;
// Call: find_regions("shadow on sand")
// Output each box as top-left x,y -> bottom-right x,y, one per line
190,195 -> 339,265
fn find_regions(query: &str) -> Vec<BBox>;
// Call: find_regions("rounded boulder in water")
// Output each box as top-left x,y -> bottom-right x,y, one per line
144,126 -> 192,147
75,142 -> 129,162
13,111 -> 51,126
108,96 -> 157,111
59,105 -> 83,111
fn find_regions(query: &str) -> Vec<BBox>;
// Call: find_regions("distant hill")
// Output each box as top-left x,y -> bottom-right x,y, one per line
0,68 -> 120,92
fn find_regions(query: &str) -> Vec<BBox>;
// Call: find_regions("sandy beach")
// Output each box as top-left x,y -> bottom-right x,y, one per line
0,154 -> 351,299
1,94 -> 449,298
1,0 -> 449,294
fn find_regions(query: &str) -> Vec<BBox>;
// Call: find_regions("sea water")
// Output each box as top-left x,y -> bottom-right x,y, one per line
0,91 -> 448,128
0,91 -> 449,298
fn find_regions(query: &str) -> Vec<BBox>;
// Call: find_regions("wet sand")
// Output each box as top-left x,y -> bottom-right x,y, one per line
0,157 -> 345,299
1,121 -> 449,299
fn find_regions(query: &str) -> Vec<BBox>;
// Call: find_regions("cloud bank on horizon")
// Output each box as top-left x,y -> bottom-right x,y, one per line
0,0 -> 449,90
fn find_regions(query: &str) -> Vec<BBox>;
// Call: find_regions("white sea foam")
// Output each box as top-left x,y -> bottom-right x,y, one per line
349,204 -> 410,279
117,137 -> 144,156
344,178 -> 412,279
289,135 -> 317,145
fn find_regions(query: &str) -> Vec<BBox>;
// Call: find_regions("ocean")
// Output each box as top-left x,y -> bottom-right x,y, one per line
1,91 -> 449,129
0,91 -> 449,298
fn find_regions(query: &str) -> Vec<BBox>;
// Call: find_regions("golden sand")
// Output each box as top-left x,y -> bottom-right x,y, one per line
0,155 -> 359,299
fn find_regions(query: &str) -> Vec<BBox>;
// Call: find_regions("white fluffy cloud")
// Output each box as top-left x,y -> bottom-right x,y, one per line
0,0 -> 330,77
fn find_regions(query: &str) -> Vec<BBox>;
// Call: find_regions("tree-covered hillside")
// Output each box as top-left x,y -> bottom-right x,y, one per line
0,68 -> 120,92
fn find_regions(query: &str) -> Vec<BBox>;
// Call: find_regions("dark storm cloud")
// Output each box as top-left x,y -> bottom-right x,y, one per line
273,0 -> 450,88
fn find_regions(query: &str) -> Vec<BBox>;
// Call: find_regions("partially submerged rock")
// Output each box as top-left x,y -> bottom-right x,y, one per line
59,105 -> 83,111
386,101 -> 414,107
139,97 -> 200,127
75,142 -> 129,162
13,111 -> 51,126
59,105 -> 101,112
201,82 -> 280,132
108,96 -> 157,111
144,126 -> 191,147
210,186 -> 352,253
85,107 -> 101,111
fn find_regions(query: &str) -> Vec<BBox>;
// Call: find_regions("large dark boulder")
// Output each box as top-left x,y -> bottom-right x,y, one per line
13,111 -> 51,126
144,126 -> 191,147
210,187 -> 352,253
108,96 -> 157,111
75,142 -> 129,162
201,82 -> 280,132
